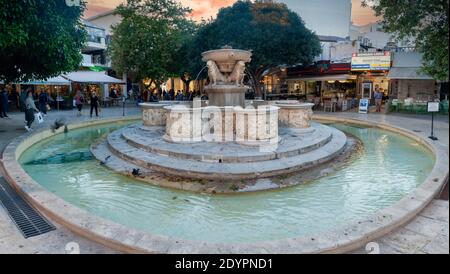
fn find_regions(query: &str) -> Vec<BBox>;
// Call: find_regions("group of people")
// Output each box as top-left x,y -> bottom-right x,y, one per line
19,88 -> 101,132
73,90 -> 100,118
134,89 -> 207,105
168,89 -> 201,101
0,87 -> 41,131
159,89 -> 199,102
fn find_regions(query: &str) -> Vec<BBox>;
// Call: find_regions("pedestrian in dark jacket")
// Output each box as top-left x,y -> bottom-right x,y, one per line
0,88 -> 9,118
90,92 -> 99,118
39,90 -> 49,115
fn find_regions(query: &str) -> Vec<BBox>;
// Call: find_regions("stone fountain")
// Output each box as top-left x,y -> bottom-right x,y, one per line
202,46 -> 251,107
92,47 -> 349,192
163,46 -> 280,145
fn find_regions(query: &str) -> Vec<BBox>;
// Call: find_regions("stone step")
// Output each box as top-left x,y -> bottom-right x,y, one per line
104,127 -> 347,180
90,140 -> 152,175
118,123 -> 333,163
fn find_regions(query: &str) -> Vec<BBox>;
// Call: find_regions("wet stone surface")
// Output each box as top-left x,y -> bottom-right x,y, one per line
91,123 -> 359,194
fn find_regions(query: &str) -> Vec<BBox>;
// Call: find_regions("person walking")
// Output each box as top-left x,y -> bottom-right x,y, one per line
38,89 -> 49,116
374,88 -> 383,113
0,87 -> 9,118
90,91 -> 99,118
24,90 -> 39,131
74,90 -> 84,116
11,88 -> 19,110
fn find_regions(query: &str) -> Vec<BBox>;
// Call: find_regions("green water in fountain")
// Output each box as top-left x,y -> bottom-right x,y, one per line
19,122 -> 434,243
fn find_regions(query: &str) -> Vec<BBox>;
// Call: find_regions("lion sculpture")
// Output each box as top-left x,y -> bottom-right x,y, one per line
227,61 -> 246,86
206,60 -> 227,85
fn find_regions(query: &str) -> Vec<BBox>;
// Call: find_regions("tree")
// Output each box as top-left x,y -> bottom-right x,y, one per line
166,19 -> 200,92
362,0 -> 449,81
108,0 -> 194,89
0,0 -> 86,83
181,0 -> 321,96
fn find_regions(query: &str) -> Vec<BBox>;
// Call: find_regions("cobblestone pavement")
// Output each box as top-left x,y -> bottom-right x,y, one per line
0,106 -> 448,254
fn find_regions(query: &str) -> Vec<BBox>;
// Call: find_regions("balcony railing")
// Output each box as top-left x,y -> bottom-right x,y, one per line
84,24 -> 106,45
87,35 -> 104,44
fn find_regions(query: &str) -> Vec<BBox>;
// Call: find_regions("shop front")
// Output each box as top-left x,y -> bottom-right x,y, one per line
385,52 -> 441,113
63,71 -> 125,108
387,52 -> 437,101
355,71 -> 390,105
23,76 -> 72,110
285,62 -> 358,111
2,76 -> 72,111
351,52 -> 392,105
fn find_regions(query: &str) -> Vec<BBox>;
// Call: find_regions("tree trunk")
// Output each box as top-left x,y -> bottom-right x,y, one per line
138,81 -> 145,98
182,79 -> 192,92
249,65 -> 272,99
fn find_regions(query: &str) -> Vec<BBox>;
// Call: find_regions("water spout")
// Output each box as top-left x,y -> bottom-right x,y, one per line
194,66 -> 208,91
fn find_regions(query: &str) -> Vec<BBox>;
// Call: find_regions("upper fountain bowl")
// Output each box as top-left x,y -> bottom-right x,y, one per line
202,47 -> 252,73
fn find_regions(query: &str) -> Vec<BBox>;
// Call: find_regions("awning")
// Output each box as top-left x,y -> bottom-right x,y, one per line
288,74 -> 357,82
1,76 -> 71,85
63,71 -> 124,84
21,76 -> 71,85
387,67 -> 433,80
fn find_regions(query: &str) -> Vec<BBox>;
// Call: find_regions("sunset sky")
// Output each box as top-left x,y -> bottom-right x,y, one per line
84,0 -> 379,26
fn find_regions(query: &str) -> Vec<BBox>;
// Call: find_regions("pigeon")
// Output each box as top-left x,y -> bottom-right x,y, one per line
132,168 -> 141,176
50,118 -> 66,133
100,155 -> 111,165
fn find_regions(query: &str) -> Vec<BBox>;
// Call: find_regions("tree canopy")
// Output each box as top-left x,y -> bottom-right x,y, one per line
180,0 -> 322,94
363,0 -> 449,81
108,0 -> 195,86
0,0 -> 86,83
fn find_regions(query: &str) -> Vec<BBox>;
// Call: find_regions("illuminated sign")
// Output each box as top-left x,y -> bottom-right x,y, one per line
351,52 -> 391,71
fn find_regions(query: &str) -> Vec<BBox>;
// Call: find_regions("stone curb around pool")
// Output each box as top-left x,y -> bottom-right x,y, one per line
1,114 -> 448,254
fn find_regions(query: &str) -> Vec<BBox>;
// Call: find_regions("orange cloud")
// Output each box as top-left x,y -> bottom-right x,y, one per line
178,0 -> 236,20
351,0 -> 380,25
85,0 -> 378,25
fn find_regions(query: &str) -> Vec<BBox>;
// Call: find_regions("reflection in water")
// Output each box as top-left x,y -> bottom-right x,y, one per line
23,151 -> 93,165
19,122 -> 434,243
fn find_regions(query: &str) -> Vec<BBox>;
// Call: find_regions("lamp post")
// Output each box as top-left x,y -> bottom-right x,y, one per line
122,95 -> 126,117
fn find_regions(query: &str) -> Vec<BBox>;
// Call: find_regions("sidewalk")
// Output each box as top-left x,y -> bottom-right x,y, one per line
0,106 -> 140,152
0,107 -> 448,254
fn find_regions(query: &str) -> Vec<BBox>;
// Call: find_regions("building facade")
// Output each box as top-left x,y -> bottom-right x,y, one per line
387,52 -> 437,101
278,0 -> 352,38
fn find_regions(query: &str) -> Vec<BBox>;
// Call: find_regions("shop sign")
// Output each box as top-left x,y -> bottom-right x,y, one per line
351,52 -> 391,71
359,99 -> 370,114
427,101 -> 440,113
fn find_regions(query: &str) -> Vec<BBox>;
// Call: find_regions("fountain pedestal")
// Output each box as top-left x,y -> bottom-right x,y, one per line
205,85 -> 248,108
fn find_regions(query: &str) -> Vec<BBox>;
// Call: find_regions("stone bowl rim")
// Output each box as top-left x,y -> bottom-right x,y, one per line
1,115 -> 447,254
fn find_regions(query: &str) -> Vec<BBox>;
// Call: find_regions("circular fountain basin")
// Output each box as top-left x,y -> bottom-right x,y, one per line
2,116 -> 447,254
